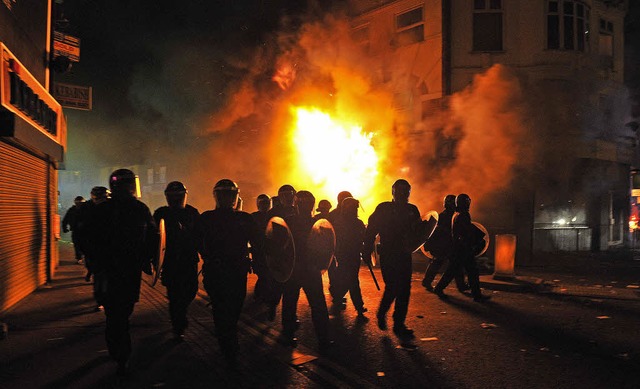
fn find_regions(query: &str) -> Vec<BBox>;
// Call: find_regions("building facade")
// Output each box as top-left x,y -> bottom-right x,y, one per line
1,0 -> 66,312
349,0 -> 631,260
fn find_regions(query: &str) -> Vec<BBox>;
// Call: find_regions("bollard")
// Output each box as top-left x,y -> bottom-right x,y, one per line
494,234 -> 516,280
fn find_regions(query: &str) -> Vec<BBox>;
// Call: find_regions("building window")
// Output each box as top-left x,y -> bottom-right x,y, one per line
473,0 -> 503,52
396,6 -> 424,46
352,24 -> 370,52
547,1 -> 590,51
598,18 -> 613,57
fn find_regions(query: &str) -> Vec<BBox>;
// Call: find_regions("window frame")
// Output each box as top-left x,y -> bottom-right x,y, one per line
546,0 -> 590,52
472,0 -> 504,52
395,5 -> 425,46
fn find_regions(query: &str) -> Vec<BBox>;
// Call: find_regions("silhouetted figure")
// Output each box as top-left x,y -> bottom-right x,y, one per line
326,190 -> 352,309
422,195 -> 469,293
267,185 -> 297,220
251,194 -> 272,303
314,199 -> 332,221
153,181 -> 200,340
281,190 -> 333,351
434,194 -> 490,303
330,197 -> 367,316
76,186 -> 110,290
362,179 -> 421,340
263,185 -> 297,319
62,195 -> 86,263
195,179 -> 262,366
89,169 -> 157,377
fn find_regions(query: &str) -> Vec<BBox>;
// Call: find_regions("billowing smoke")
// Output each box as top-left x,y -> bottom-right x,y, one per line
193,14 -> 533,221
61,3 -> 632,230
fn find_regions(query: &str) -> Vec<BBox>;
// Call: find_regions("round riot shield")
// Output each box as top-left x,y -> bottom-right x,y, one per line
307,218 -> 336,273
420,210 -> 440,259
404,216 -> 438,254
472,221 -> 490,257
265,217 -> 296,283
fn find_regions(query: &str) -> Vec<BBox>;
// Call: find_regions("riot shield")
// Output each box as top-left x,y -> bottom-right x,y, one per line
265,216 -> 296,283
471,221 -> 490,257
306,218 -> 336,273
404,215 -> 437,253
151,218 -> 166,287
420,210 -> 440,258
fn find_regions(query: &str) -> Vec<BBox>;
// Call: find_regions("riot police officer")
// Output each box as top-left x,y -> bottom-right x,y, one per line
422,194 -> 469,293
326,190 -> 352,309
76,186 -> 110,286
62,195 -> 86,263
196,179 -> 262,366
267,184 -> 297,219
362,179 -> 421,340
281,190 -> 332,350
314,199 -> 332,221
251,194 -> 272,303
153,181 -> 200,339
89,169 -> 157,377
331,197 -> 367,316
434,194 -> 490,302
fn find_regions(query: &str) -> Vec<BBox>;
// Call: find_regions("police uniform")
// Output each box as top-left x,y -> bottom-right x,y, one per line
90,189 -> 156,371
153,204 -> 200,336
331,206 -> 366,313
196,207 -> 261,363
363,200 -> 421,334
281,210 -> 331,346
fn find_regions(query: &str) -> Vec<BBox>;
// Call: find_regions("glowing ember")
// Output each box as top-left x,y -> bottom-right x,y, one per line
289,106 -> 379,210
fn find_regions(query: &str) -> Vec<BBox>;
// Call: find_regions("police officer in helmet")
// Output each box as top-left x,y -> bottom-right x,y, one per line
195,179 -> 263,366
362,179 -> 422,340
434,193 -> 490,302
89,168 -> 157,377
153,181 -> 200,339
422,194 -> 469,293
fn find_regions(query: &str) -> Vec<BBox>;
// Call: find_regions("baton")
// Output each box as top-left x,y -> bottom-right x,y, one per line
364,254 -> 380,291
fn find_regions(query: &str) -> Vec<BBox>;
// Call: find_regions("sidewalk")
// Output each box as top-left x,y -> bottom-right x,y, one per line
0,242 -> 327,388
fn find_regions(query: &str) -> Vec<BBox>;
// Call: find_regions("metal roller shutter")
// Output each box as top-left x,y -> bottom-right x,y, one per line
0,140 -> 49,312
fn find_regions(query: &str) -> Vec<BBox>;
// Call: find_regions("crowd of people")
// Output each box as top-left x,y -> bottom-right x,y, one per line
62,168 -> 489,379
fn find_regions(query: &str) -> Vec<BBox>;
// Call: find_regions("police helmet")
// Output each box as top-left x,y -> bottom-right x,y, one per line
109,169 -> 137,198
256,194 -> 271,212
90,186 -> 110,204
316,199 -> 332,213
392,179 -> 411,203
165,181 -> 187,209
336,191 -> 353,208
456,193 -> 471,212
444,194 -> 456,210
213,179 -> 239,209
294,190 -> 315,215
341,197 -> 359,217
278,184 -> 296,207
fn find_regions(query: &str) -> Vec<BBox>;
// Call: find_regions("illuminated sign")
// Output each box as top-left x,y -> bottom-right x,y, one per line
0,43 -> 64,145
53,31 -> 80,62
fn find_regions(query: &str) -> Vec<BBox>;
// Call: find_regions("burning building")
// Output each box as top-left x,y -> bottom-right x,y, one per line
342,0 -> 632,261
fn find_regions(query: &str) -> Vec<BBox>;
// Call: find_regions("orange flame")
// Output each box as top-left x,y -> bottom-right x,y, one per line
287,106 -> 380,216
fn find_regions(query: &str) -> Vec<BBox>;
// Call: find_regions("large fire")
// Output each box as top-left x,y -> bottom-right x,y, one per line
288,106 -> 381,217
